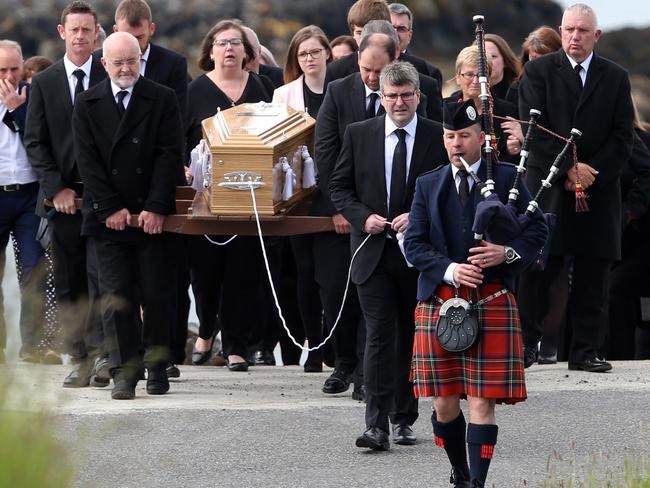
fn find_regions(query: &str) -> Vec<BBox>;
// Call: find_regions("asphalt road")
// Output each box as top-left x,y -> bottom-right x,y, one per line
6,361 -> 650,488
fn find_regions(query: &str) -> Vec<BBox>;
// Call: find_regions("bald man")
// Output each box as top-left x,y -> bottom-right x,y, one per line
72,32 -> 183,399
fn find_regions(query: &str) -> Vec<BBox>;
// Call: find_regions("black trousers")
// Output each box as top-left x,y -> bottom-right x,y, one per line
188,234 -> 262,358
167,234 -> 191,364
313,231 -> 363,377
50,212 -> 90,358
88,234 -> 174,369
356,239 -> 418,432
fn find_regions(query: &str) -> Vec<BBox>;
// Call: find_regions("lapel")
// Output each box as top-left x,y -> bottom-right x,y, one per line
113,77 -> 153,147
88,79 -> 122,147
53,61 -> 74,118
429,165 -> 452,251
350,75 -> 367,122
88,57 -> 107,87
554,50 -> 582,102
370,115 -> 387,203
471,159 -> 488,209
407,116 -> 431,193
577,53 -> 604,111
143,43 -> 159,81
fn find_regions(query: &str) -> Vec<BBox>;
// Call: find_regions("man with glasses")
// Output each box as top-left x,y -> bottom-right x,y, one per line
72,32 -> 183,400
25,0 -> 106,387
329,61 -> 446,450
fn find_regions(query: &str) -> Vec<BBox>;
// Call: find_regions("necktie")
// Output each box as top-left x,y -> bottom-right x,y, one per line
457,169 -> 470,207
73,69 -> 85,101
365,92 -> 379,119
116,90 -> 128,117
389,128 -> 407,220
574,64 -> 583,90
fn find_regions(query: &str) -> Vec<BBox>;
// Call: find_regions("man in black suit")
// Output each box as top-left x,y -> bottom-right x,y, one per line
111,0 -> 189,378
0,40 -> 46,362
72,32 -> 183,400
25,0 -> 107,386
330,61 -> 446,450
518,3 -> 634,372
325,20 -> 442,122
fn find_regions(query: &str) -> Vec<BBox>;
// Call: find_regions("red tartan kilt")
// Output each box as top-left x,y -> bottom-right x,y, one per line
411,283 -> 527,404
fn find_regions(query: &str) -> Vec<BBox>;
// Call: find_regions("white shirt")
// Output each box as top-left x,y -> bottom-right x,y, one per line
364,84 -> 380,114
566,51 -> 593,86
63,55 -> 92,103
384,114 -> 417,210
443,158 -> 482,286
110,81 -> 135,111
0,91 -> 36,185
140,44 -> 150,76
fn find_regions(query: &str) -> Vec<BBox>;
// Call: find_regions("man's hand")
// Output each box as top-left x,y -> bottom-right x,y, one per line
52,188 -> 78,214
138,210 -> 165,234
391,212 -> 409,234
363,213 -> 387,234
453,263 -> 484,288
105,208 -> 131,231
468,240 -> 506,268
332,213 -> 351,234
501,117 -> 524,155
566,162 -> 598,189
0,79 -> 26,111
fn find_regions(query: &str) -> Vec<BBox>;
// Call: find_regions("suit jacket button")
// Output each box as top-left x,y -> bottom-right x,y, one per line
135,167 -> 143,174
111,169 -> 118,175
132,137 -> 139,144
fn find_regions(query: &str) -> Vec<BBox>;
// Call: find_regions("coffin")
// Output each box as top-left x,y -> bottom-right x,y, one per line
200,102 -> 316,215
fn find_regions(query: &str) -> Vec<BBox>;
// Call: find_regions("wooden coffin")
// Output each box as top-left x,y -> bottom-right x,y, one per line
201,102 -> 316,215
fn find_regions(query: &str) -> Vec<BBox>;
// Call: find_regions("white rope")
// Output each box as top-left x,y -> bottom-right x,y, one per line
204,234 -> 238,246
249,183 -> 371,352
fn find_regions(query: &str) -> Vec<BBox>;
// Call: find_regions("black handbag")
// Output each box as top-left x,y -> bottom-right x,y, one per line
436,290 -> 480,352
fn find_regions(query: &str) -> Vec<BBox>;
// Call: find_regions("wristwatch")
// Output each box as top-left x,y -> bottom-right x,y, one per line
504,246 -> 521,264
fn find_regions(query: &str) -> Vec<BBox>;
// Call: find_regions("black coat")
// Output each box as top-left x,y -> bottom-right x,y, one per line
24,58 -> 107,216
519,50 -> 634,259
72,77 -> 184,241
259,64 -> 284,88
314,72 -> 426,217
324,52 -> 442,122
329,114 -> 447,284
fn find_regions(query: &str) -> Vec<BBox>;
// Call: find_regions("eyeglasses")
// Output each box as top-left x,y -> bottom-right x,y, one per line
393,25 -> 411,34
213,38 -> 243,47
459,72 -> 480,80
104,58 -> 139,67
382,91 -> 417,102
297,48 -> 324,60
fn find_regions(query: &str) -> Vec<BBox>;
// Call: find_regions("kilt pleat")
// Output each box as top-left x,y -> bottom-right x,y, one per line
411,284 -> 527,404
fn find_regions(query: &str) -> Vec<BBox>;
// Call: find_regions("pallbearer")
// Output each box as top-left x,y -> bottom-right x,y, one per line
404,99 -> 547,487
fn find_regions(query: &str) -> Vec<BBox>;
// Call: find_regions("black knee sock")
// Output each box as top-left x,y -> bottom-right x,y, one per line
466,423 -> 498,484
431,411 -> 469,479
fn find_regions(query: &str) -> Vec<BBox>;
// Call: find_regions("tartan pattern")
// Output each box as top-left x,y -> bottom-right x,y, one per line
411,283 -> 527,404
481,444 -> 495,459
434,435 -> 445,449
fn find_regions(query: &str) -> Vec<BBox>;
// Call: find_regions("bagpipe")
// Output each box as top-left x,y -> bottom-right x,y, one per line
467,15 -> 587,269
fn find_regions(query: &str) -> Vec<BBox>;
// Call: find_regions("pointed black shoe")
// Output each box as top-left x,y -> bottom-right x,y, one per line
322,369 -> 351,394
568,357 -> 612,372
355,427 -> 389,451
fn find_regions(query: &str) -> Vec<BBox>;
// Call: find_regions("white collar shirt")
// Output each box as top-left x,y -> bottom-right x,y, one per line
63,54 -> 92,103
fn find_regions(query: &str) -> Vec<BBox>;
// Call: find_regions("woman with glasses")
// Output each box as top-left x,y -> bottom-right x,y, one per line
446,45 -> 520,163
272,26 -> 333,372
185,20 -> 274,372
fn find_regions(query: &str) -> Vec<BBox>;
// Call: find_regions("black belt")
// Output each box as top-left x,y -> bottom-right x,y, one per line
1,182 -> 37,192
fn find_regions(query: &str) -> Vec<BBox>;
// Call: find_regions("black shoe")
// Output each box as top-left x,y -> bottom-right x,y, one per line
523,344 -> 538,369
191,337 -> 214,365
90,355 -> 111,388
392,424 -> 416,445
355,427 -> 390,451
470,480 -> 484,488
538,353 -> 557,365
146,365 -> 170,394
450,466 -> 471,487
303,362 -> 323,373
226,359 -> 249,372
111,368 -> 138,400
253,349 -> 276,366
63,358 -> 94,388
166,363 -> 181,378
322,369 -> 351,394
568,357 -> 612,372
351,384 -> 366,402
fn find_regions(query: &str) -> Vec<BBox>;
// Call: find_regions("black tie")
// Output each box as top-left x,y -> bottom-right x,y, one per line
574,64 -> 583,90
389,128 -> 407,220
73,69 -> 85,101
458,169 -> 470,207
116,90 -> 128,117
365,92 -> 379,119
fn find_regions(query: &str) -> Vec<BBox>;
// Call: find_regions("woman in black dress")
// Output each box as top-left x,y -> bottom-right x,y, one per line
186,20 -> 274,371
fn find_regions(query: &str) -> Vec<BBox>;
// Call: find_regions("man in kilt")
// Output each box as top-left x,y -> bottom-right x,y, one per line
404,99 -> 547,487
